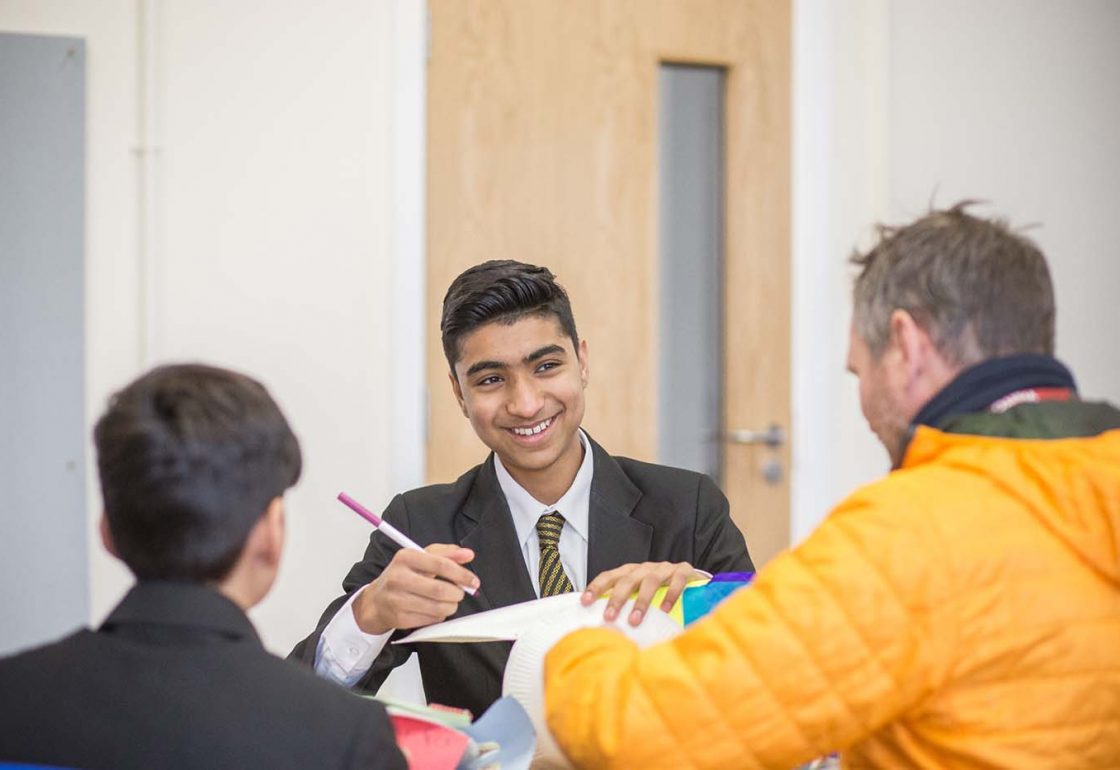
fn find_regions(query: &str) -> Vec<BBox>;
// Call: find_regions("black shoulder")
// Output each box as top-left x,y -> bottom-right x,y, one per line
609,455 -> 716,500
389,458 -> 491,543
0,629 -> 91,680
214,652 -> 406,766
398,460 -> 485,510
241,651 -> 395,724
400,461 -> 483,508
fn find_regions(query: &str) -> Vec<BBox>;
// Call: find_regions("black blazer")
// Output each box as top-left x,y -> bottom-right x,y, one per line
290,436 -> 753,717
0,582 -> 405,770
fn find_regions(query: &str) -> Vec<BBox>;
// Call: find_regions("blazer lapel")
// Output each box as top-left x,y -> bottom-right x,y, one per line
459,455 -> 538,612
586,437 -> 653,580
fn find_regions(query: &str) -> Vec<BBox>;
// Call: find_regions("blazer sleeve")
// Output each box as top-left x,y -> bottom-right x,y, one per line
692,474 -> 754,573
544,489 -> 953,769
344,698 -> 409,770
288,494 -> 414,694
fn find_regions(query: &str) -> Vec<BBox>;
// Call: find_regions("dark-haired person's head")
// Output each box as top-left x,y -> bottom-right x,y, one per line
846,201 -> 1056,463
441,260 -> 589,501
94,364 -> 301,606
441,260 -> 580,373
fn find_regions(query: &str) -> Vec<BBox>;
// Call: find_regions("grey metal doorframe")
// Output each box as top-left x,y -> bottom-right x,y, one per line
0,31 -> 88,656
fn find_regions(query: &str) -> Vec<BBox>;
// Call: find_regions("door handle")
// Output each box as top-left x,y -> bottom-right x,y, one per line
726,423 -> 785,448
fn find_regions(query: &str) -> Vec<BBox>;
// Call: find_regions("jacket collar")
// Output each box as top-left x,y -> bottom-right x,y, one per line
898,354 -> 1076,465
101,581 -> 262,646
912,354 -> 1076,430
458,433 -> 651,610
585,436 -> 652,581
459,454 -> 538,611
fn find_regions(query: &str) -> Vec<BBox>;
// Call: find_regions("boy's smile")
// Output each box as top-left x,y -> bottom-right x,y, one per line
450,315 -> 588,504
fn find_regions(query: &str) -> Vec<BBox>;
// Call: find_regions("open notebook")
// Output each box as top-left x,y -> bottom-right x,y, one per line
395,593 -> 682,768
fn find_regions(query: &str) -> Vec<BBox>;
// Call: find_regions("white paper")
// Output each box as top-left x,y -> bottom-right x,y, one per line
504,598 -> 681,768
458,696 -> 536,770
396,594 -> 682,769
395,593 -> 587,644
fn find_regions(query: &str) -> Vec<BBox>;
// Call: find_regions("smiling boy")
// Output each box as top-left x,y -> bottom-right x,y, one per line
290,260 -> 753,716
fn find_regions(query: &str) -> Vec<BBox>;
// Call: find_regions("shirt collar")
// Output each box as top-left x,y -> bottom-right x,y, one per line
494,429 -> 594,547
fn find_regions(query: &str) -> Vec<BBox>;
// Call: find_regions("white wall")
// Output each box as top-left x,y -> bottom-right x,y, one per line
792,0 -> 1120,538
0,0 -> 426,655
889,0 -> 1120,406
791,0 -> 891,542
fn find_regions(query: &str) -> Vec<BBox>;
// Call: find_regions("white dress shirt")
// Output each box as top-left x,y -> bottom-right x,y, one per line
493,429 -> 593,597
314,431 -> 595,687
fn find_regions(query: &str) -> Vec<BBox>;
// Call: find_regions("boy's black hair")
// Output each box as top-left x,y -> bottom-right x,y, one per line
440,260 -> 580,372
94,363 -> 302,582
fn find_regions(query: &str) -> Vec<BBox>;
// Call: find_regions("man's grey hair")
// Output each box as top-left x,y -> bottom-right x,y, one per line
851,201 -> 1055,365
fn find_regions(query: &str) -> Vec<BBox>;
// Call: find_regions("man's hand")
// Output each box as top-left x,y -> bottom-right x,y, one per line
581,561 -> 704,626
352,544 -> 479,635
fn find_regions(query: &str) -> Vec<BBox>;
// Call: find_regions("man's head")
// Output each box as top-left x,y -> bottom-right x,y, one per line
94,364 -> 301,602
441,261 -> 588,502
847,202 -> 1056,462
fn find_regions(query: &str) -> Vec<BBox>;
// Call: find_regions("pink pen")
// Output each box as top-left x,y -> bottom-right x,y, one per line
337,492 -> 477,596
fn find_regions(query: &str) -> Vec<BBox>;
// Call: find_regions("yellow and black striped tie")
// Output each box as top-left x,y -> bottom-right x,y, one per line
536,512 -> 574,597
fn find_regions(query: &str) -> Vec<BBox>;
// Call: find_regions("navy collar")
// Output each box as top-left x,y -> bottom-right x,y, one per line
911,354 -> 1077,431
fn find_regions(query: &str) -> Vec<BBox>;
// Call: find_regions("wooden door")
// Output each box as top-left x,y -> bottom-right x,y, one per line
426,0 -> 791,565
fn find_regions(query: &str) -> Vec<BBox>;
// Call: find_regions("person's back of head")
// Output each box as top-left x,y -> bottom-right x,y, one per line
846,202 -> 1060,462
850,200 -> 1055,367
440,259 -> 580,373
0,364 -> 408,770
94,363 -> 301,594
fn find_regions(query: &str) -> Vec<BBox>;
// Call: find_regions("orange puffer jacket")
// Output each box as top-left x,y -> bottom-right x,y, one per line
545,427 -> 1120,769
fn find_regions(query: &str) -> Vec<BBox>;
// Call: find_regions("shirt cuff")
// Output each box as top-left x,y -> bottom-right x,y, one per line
314,585 -> 394,688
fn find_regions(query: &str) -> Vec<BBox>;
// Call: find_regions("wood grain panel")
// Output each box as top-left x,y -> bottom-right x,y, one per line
428,0 -> 791,565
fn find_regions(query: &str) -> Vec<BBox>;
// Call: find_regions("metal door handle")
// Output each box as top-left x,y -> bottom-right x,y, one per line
726,423 -> 785,448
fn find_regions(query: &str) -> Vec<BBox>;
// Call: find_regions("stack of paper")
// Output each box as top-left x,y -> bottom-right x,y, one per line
375,694 -> 536,770
396,592 -> 683,768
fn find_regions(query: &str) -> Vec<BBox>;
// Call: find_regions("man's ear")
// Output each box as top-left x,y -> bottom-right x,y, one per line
888,309 -> 935,383
99,513 -> 119,559
261,497 -> 285,566
577,339 -> 589,388
448,370 -> 469,418
243,498 -> 285,569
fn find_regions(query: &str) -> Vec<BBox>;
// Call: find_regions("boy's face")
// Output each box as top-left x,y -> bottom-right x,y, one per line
450,314 -> 588,484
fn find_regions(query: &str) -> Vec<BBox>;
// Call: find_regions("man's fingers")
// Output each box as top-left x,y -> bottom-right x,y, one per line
628,568 -> 673,626
393,608 -> 456,630
425,543 -> 476,565
381,586 -> 461,629
430,555 -> 479,590
602,571 -> 643,622
583,566 -> 625,603
658,568 -> 693,613
587,562 -> 701,621
393,546 -> 479,591
358,564 -> 463,634
387,568 -> 467,603
392,594 -> 459,621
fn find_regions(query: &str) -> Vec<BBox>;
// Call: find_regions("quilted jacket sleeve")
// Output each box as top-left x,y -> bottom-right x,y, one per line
545,484 -> 955,769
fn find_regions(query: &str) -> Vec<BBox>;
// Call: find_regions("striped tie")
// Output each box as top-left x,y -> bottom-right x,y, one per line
536,512 -> 574,597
